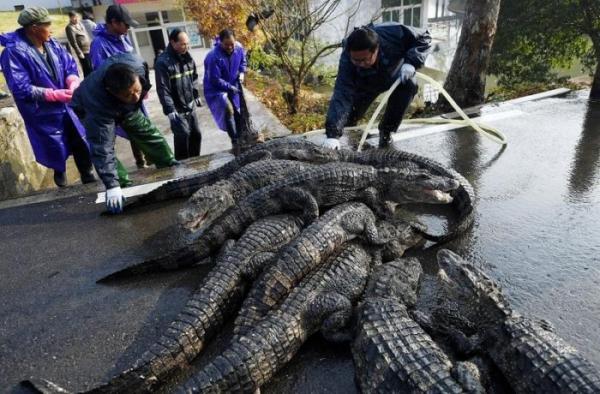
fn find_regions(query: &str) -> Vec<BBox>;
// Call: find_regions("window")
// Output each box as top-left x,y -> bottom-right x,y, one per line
382,0 -> 422,28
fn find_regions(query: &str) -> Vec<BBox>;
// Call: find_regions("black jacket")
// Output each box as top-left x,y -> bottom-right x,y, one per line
154,45 -> 200,115
325,22 -> 431,138
72,52 -> 151,188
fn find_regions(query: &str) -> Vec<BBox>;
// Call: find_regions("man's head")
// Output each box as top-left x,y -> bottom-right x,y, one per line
219,29 -> 236,55
68,11 -> 79,25
104,63 -> 142,105
105,5 -> 138,35
169,28 -> 190,55
346,26 -> 379,69
19,6 -> 52,42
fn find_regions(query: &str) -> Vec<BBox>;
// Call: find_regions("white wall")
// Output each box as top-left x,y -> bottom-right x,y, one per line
0,0 -> 71,12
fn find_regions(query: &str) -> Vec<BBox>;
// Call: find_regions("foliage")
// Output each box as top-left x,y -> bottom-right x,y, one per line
181,0 -> 255,47
245,70 -> 330,133
489,0 -> 597,88
247,45 -> 281,71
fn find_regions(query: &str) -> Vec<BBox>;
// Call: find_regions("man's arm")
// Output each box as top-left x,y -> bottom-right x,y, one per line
401,25 -> 432,69
154,59 -> 176,115
65,25 -> 84,59
84,114 -> 120,189
325,50 -> 355,138
0,49 -> 46,101
206,56 -> 237,93
192,59 -> 200,100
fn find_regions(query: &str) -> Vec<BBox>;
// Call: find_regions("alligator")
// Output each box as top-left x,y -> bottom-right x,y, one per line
234,203 -> 425,336
353,258 -> 484,393
338,149 -> 475,244
22,215 -> 304,394
177,242 -> 373,393
125,138 -> 333,209
233,202 -> 384,335
425,249 -> 600,393
178,160 -> 313,233
99,162 -> 459,282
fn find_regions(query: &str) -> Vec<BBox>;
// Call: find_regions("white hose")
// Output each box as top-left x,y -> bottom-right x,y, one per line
303,71 -> 508,150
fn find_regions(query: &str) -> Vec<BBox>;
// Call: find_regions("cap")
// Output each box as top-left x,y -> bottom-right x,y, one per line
105,5 -> 139,28
18,6 -> 52,26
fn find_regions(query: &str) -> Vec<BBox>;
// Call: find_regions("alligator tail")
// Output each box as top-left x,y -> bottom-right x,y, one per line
20,379 -> 71,394
97,246 -> 211,283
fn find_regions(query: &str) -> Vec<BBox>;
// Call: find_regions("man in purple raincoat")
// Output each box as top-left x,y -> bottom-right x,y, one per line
89,4 -> 148,171
0,6 -> 95,187
203,29 -> 247,155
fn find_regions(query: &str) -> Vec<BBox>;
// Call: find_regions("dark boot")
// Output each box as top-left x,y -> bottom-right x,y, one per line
80,169 -> 97,184
232,140 -> 241,156
53,170 -> 67,187
378,130 -> 392,149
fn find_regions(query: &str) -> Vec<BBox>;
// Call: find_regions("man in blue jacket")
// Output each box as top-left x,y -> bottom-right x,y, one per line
89,4 -> 148,171
72,53 -> 177,214
323,23 -> 431,149
0,6 -> 95,187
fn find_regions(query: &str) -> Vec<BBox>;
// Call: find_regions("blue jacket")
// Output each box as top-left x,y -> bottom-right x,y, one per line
0,29 -> 87,172
89,23 -> 133,70
71,53 -> 150,188
203,40 -> 247,131
325,23 -> 431,138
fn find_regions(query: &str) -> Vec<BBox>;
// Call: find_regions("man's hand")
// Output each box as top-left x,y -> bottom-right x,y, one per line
194,97 -> 203,107
65,75 -> 80,91
106,187 -> 125,214
230,86 -> 240,95
44,89 -> 73,103
239,72 -> 245,84
322,138 -> 341,150
168,112 -> 183,125
398,63 -> 416,84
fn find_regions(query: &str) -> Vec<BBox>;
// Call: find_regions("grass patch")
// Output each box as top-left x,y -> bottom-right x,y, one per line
0,11 -> 69,38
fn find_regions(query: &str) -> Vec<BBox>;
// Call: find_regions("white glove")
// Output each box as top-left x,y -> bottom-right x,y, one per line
322,138 -> 341,150
239,73 -> 245,84
399,63 -> 416,83
106,186 -> 125,214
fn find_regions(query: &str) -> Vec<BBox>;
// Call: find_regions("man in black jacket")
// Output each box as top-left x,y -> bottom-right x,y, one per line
155,28 -> 202,160
72,52 -> 176,214
323,23 -> 431,149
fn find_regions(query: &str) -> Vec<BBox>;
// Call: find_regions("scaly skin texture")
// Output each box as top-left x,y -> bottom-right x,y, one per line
125,138 -> 332,209
177,243 -> 373,394
99,163 -> 458,282
338,149 -> 475,244
430,249 -> 600,393
353,259 -> 478,394
23,216 -> 304,394
233,202 -> 383,335
178,160 -> 313,233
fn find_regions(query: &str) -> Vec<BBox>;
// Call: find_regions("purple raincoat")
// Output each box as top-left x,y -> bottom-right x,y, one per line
203,40 -> 247,131
88,23 -> 140,138
0,29 -> 87,172
89,23 -> 134,70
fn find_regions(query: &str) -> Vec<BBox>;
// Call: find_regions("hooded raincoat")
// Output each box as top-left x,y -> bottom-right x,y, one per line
203,40 -> 247,131
89,23 -> 133,70
0,29 -> 87,172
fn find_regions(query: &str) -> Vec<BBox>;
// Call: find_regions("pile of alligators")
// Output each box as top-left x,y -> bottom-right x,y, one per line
24,138 -> 600,393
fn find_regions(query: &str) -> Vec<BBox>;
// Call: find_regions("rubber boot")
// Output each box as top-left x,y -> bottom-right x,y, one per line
53,170 -> 67,187
378,129 -> 392,149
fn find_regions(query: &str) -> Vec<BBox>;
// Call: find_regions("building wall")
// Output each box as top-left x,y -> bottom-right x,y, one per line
0,0 -> 71,11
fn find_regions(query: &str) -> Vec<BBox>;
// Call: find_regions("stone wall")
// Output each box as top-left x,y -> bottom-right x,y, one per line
0,107 -> 54,200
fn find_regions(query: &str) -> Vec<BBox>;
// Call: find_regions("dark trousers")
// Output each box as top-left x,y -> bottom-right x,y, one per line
80,54 -> 93,77
63,116 -> 94,177
224,95 -> 241,144
170,111 -> 202,160
347,79 -> 418,134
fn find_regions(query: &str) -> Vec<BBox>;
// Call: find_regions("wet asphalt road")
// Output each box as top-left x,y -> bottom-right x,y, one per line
0,90 -> 599,392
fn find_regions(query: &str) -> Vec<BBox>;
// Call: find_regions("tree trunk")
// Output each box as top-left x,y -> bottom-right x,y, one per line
283,80 -> 301,115
440,0 -> 502,110
592,59 -> 600,100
